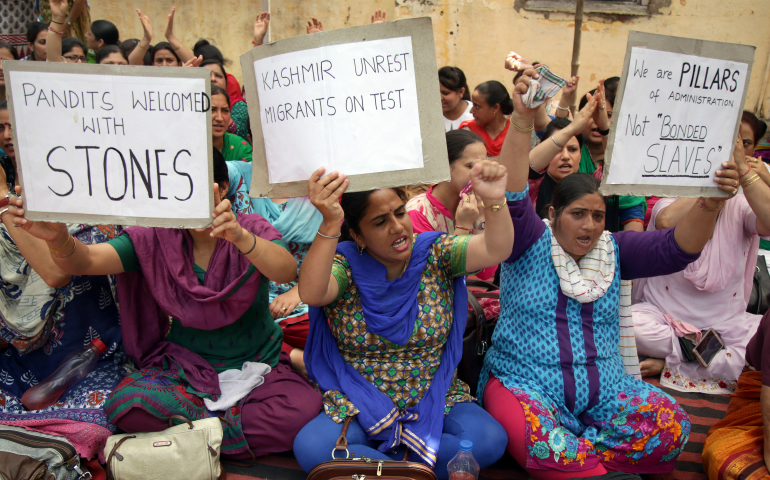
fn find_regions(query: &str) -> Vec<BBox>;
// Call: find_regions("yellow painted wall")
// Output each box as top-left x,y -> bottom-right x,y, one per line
92,0 -> 770,116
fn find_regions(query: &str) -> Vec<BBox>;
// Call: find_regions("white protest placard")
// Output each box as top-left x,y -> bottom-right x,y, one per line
5,62 -> 213,228
241,17 -> 449,198
601,32 -> 755,198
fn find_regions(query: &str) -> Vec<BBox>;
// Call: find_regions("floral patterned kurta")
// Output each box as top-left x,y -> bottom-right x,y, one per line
322,234 -> 474,423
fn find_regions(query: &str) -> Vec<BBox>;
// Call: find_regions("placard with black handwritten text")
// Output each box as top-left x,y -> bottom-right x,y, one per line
601,32 -> 755,198
5,62 -> 213,228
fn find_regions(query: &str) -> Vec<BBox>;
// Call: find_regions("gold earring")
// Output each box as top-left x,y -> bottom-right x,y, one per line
358,243 -> 364,255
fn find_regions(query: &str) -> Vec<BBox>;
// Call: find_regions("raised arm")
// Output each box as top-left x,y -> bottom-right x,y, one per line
298,168 -> 348,306
672,158 -> 740,254
464,161 -> 514,272
209,184 -> 296,283
554,76 -> 578,119
46,0 -> 68,63
69,0 -> 87,25
498,53 -> 541,192
165,7 -> 194,63
529,90 -> 597,172
734,133 -> 770,235
253,12 -> 270,46
128,9 -> 152,66
7,188 -> 124,276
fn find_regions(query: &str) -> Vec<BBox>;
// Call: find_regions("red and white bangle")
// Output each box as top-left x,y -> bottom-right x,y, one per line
455,225 -> 473,234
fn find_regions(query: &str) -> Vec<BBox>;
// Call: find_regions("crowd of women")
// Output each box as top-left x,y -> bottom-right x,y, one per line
1,2 -> 770,479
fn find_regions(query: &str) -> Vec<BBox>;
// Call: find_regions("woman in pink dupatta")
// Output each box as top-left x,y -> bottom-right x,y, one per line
632,142 -> 770,393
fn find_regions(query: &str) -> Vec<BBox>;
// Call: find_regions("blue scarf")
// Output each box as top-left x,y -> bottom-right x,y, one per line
251,197 -> 322,245
305,232 -> 467,467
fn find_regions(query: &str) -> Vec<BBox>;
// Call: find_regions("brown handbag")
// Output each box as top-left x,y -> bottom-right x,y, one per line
305,416 -> 438,480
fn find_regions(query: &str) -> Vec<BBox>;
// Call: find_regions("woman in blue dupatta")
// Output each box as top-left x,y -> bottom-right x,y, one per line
293,160 -> 513,479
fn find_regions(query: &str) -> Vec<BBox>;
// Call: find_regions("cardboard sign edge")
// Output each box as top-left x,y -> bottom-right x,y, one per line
240,17 -> 450,198
600,31 -> 756,198
4,61 -> 215,229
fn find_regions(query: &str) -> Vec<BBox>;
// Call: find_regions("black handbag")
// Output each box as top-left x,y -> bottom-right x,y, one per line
457,280 -> 499,397
748,255 -> 770,315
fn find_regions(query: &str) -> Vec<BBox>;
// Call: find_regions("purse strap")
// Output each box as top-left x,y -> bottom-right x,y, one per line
332,416 -> 354,459
467,291 -> 488,355
334,415 -> 413,462
105,435 -> 136,480
168,415 -> 194,429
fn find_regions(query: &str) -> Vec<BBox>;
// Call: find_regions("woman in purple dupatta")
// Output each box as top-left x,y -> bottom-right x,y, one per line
292,161 -> 513,479
7,149 -> 322,460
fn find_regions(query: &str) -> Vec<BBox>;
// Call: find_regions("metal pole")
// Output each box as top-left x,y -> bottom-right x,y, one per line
570,0 -> 585,115
263,0 -> 271,42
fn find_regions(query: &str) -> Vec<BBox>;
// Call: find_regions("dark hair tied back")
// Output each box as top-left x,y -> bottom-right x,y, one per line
90,20 -> 120,46
550,173 -> 603,220
541,118 -> 583,149
210,84 -> 230,106
475,80 -> 513,115
438,66 -> 471,101
340,188 -> 407,242
446,129 -> 483,165
742,110 -> 768,142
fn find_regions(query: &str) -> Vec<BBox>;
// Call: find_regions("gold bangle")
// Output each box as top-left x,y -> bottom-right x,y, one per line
742,175 -> 761,189
49,233 -> 72,252
510,121 -> 534,133
54,237 -> 78,258
479,199 -> 507,212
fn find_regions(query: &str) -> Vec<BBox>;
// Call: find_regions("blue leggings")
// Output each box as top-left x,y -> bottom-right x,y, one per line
293,402 -> 507,479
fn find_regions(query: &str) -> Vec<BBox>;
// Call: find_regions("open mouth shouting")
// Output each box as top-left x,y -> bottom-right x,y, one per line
392,235 -> 409,252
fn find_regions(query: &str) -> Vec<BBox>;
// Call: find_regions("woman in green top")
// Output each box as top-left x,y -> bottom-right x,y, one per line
212,85 -> 253,162
7,148 -> 321,459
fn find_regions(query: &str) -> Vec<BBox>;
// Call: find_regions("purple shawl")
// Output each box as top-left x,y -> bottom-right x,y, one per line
116,214 -> 282,396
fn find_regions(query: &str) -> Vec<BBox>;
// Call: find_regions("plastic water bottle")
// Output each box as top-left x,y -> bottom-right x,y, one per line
21,339 -> 107,410
447,440 -> 480,480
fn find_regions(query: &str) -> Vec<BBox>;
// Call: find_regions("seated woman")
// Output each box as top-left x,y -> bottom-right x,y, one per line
480,63 -> 740,478
203,60 -> 250,141
0,101 -> 128,462
439,66 -> 474,132
211,85 -> 253,162
632,136 -> 770,393
293,161 -> 512,479
406,129 -> 495,280
7,149 -> 322,460
459,81 -> 512,157
703,311 -> 770,480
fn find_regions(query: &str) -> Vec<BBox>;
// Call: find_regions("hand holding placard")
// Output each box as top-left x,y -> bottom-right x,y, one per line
601,32 -> 755,198
5,62 -> 213,228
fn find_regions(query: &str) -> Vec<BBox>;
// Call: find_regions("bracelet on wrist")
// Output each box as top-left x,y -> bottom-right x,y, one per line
556,105 -> 570,112
240,231 -> 257,255
742,174 -> 761,189
47,26 -> 64,35
510,121 -> 534,133
454,225 -> 473,234
50,19 -> 64,25
49,233 -> 73,252
698,197 -> 725,212
739,166 -> 753,178
479,198 -> 507,212
551,136 -> 564,149
317,229 -> 341,239
53,238 -> 78,258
